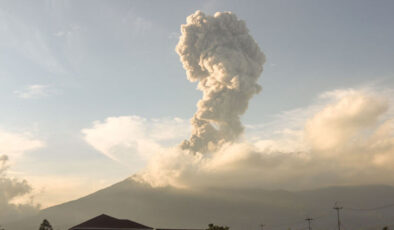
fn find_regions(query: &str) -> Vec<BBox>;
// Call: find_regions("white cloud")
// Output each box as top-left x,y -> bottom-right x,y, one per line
132,87 -> 394,190
0,155 -> 40,223
0,128 -> 44,158
306,89 -> 388,152
82,116 -> 189,167
14,84 -> 55,99
0,128 -> 44,222
81,87 -> 394,190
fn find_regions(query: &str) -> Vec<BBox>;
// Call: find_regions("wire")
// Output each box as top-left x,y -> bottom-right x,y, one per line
314,210 -> 335,220
345,203 -> 394,211
265,210 -> 334,230
261,201 -> 394,230
347,220 -> 394,230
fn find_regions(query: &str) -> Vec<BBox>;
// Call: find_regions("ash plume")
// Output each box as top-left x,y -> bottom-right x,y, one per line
176,11 -> 265,153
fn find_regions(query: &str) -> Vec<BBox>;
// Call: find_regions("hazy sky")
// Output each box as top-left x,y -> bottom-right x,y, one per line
1,0 -> 394,209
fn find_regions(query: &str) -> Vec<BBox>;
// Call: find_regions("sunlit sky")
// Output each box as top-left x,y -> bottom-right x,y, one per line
1,0 -> 394,208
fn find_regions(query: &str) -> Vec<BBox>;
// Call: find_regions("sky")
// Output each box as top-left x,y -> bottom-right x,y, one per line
1,0 -> 394,216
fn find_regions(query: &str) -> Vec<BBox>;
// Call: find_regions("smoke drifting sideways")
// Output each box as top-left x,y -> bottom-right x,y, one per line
84,11 -> 394,190
176,11 -> 265,153
132,87 -> 394,189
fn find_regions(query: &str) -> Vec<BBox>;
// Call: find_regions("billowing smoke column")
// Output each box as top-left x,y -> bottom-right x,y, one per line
176,11 -> 265,153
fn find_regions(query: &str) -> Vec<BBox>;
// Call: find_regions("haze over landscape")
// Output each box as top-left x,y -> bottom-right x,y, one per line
1,1 -> 394,230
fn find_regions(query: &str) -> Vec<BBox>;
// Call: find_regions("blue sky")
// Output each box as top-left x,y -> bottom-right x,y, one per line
1,0 -> 394,207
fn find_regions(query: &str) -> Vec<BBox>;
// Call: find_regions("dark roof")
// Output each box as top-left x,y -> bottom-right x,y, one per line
69,214 -> 153,230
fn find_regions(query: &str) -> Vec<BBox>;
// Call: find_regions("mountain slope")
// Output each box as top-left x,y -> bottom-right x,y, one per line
6,179 -> 394,230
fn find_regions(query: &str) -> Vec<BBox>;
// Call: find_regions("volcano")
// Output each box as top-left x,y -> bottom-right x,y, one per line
5,178 -> 394,230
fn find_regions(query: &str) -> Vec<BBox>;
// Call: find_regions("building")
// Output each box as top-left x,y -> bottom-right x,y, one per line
69,214 -> 154,230
69,214 -> 205,230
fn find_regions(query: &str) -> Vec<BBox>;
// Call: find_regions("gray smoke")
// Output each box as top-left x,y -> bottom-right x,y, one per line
0,155 -> 39,223
176,11 -> 265,153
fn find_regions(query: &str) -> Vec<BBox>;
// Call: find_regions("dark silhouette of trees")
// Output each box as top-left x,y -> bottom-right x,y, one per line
207,223 -> 229,230
39,219 -> 53,230
383,226 -> 389,230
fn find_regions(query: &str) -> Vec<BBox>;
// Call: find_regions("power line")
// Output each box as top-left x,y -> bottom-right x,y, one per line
264,210 -> 338,230
305,217 -> 313,230
356,221 -> 394,230
259,201 -> 394,230
314,210 -> 335,220
345,203 -> 394,211
333,203 -> 343,230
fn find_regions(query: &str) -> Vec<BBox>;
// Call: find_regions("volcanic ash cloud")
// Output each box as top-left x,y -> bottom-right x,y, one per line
176,11 -> 265,153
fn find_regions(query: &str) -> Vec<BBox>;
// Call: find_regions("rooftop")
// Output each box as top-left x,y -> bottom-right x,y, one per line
69,214 -> 153,230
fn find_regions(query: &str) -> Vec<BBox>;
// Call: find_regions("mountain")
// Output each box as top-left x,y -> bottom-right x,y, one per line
5,179 -> 394,230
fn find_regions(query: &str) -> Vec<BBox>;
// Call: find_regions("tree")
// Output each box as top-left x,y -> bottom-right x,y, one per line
383,227 -> 389,230
39,219 -> 53,230
207,223 -> 230,230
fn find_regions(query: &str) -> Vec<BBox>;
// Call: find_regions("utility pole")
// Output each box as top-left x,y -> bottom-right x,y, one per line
305,217 -> 313,230
333,203 -> 343,230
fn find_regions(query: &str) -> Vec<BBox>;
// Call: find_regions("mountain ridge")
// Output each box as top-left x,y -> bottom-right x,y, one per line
5,178 -> 394,230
